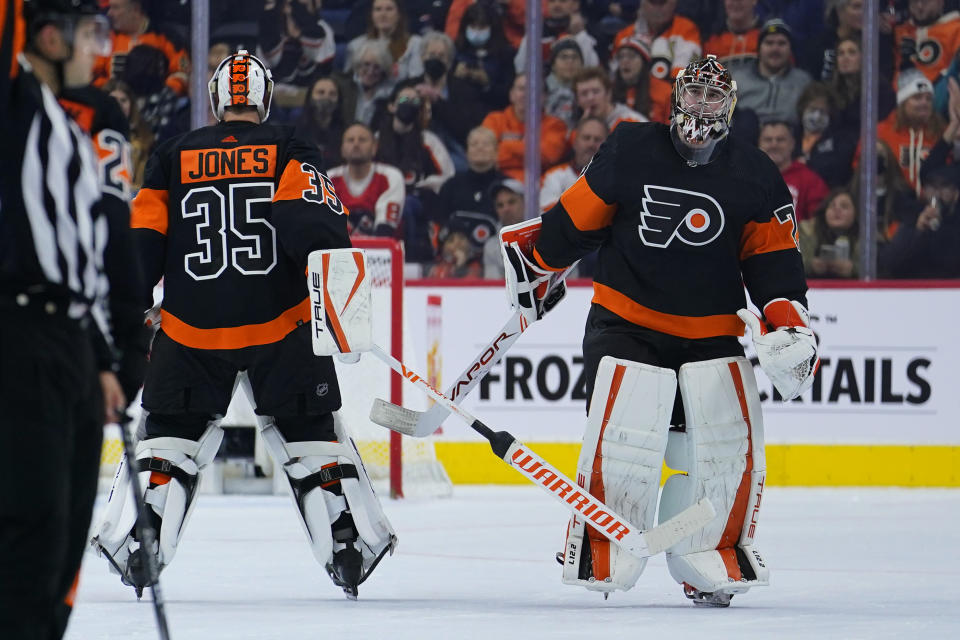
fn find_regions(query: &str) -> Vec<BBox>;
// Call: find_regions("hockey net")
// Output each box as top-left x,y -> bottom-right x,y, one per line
98,237 -> 452,499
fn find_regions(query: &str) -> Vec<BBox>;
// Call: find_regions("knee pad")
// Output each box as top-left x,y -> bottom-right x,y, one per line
92,415 -> 223,584
562,356 -> 675,593
658,356 -> 769,594
259,411 -> 397,597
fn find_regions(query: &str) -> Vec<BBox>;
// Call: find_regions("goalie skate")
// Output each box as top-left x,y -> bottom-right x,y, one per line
684,583 -> 734,608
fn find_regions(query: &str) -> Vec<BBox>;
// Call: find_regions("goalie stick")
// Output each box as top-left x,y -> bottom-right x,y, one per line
370,310 -> 527,437
369,265 -> 576,438
117,414 -> 171,639
368,344 -> 715,559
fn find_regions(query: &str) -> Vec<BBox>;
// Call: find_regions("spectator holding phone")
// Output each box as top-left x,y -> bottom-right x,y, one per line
881,164 -> 960,278
798,188 -> 860,279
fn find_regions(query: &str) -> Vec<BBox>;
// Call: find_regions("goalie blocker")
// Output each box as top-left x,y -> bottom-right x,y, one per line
308,248 -> 374,359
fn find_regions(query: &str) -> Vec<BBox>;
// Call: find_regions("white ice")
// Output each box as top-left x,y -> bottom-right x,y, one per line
68,487 -> 960,640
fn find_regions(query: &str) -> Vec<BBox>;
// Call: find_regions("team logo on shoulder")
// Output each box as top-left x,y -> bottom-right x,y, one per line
639,185 -> 725,248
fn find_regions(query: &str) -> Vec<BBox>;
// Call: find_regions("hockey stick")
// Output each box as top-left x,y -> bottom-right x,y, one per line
370,310 -> 528,437
369,265 -> 576,438
368,344 -> 715,559
117,414 -> 172,640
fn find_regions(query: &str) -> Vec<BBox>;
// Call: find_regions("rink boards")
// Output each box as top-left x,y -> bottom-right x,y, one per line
404,281 -> 960,487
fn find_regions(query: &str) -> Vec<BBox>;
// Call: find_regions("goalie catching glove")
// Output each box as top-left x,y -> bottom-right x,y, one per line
737,299 -> 820,401
501,218 -> 569,324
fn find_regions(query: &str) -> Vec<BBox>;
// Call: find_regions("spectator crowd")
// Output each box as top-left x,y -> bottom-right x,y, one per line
93,0 -> 960,279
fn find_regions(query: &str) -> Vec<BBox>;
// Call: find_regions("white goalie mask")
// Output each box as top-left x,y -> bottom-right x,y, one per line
670,55 -> 737,166
208,49 -> 274,122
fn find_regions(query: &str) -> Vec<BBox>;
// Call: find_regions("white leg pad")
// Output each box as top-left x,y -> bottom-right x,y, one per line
659,356 -> 769,594
260,412 -> 397,583
93,421 -> 224,575
562,356 -> 676,592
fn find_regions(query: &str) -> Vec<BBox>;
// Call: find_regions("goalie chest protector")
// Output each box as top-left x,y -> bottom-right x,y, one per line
536,122 -> 809,340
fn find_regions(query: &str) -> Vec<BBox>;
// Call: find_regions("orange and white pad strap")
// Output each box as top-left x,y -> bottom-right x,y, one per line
308,249 -> 373,356
562,356 -> 676,592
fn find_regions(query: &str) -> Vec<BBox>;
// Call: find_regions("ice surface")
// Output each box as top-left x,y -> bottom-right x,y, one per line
68,487 -> 960,639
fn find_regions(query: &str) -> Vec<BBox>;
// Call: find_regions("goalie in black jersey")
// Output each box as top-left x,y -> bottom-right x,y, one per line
501,55 -> 821,606
91,50 -> 396,600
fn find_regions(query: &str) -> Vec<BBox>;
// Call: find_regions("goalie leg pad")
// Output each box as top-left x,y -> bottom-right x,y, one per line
658,357 -> 769,595
562,356 -> 676,593
92,416 -> 223,584
260,412 -> 397,596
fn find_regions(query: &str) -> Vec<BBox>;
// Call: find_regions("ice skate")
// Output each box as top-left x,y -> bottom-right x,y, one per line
684,583 -> 733,608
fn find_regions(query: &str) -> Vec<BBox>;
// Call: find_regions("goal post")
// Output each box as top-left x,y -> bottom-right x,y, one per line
341,236 -> 452,499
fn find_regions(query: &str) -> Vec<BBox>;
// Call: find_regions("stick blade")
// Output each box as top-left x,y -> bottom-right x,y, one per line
369,398 -> 428,437
640,498 -> 716,557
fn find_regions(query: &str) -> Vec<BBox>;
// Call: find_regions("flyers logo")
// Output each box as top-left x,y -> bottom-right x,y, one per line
639,185 -> 725,248
649,56 -> 672,80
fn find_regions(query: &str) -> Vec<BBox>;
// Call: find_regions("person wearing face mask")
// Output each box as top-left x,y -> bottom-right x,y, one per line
294,76 -> 345,170
445,0 -> 526,49
513,0 -> 599,74
416,31 -> 486,149
375,80 -> 455,193
257,0 -> 335,105
795,82 -> 858,188
374,80 -> 456,261
452,2 -> 516,112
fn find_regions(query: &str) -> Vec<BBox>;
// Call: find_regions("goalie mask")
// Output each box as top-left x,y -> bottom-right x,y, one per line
209,50 -> 274,122
670,55 -> 737,167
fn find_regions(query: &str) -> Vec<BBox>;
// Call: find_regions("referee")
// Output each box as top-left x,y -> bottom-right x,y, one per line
0,1 -> 129,638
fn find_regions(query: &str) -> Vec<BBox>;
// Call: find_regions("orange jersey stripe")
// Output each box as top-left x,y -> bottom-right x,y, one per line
586,362 -> 626,582
718,361 -> 754,560
532,247 -> 565,272
592,283 -> 744,339
739,216 -> 798,261
160,298 -> 310,350
130,187 -> 170,235
274,158 -> 313,202
558,175 -> 617,231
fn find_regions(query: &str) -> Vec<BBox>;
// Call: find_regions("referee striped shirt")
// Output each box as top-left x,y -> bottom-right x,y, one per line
0,0 -> 110,334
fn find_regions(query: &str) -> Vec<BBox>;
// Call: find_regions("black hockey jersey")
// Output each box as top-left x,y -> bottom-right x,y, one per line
131,120 -> 350,350
535,122 -> 808,339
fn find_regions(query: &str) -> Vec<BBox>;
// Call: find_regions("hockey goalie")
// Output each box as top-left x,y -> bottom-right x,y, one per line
91,50 -> 395,600
502,55 -> 820,606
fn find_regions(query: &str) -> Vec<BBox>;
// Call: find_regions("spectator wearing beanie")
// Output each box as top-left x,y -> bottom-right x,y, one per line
545,38 -> 585,128
611,36 -> 672,124
734,18 -> 813,124
875,69 -> 944,194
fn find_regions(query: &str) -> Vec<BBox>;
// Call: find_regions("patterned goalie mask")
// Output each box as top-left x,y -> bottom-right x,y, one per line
670,55 -> 737,165
208,49 -> 274,122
